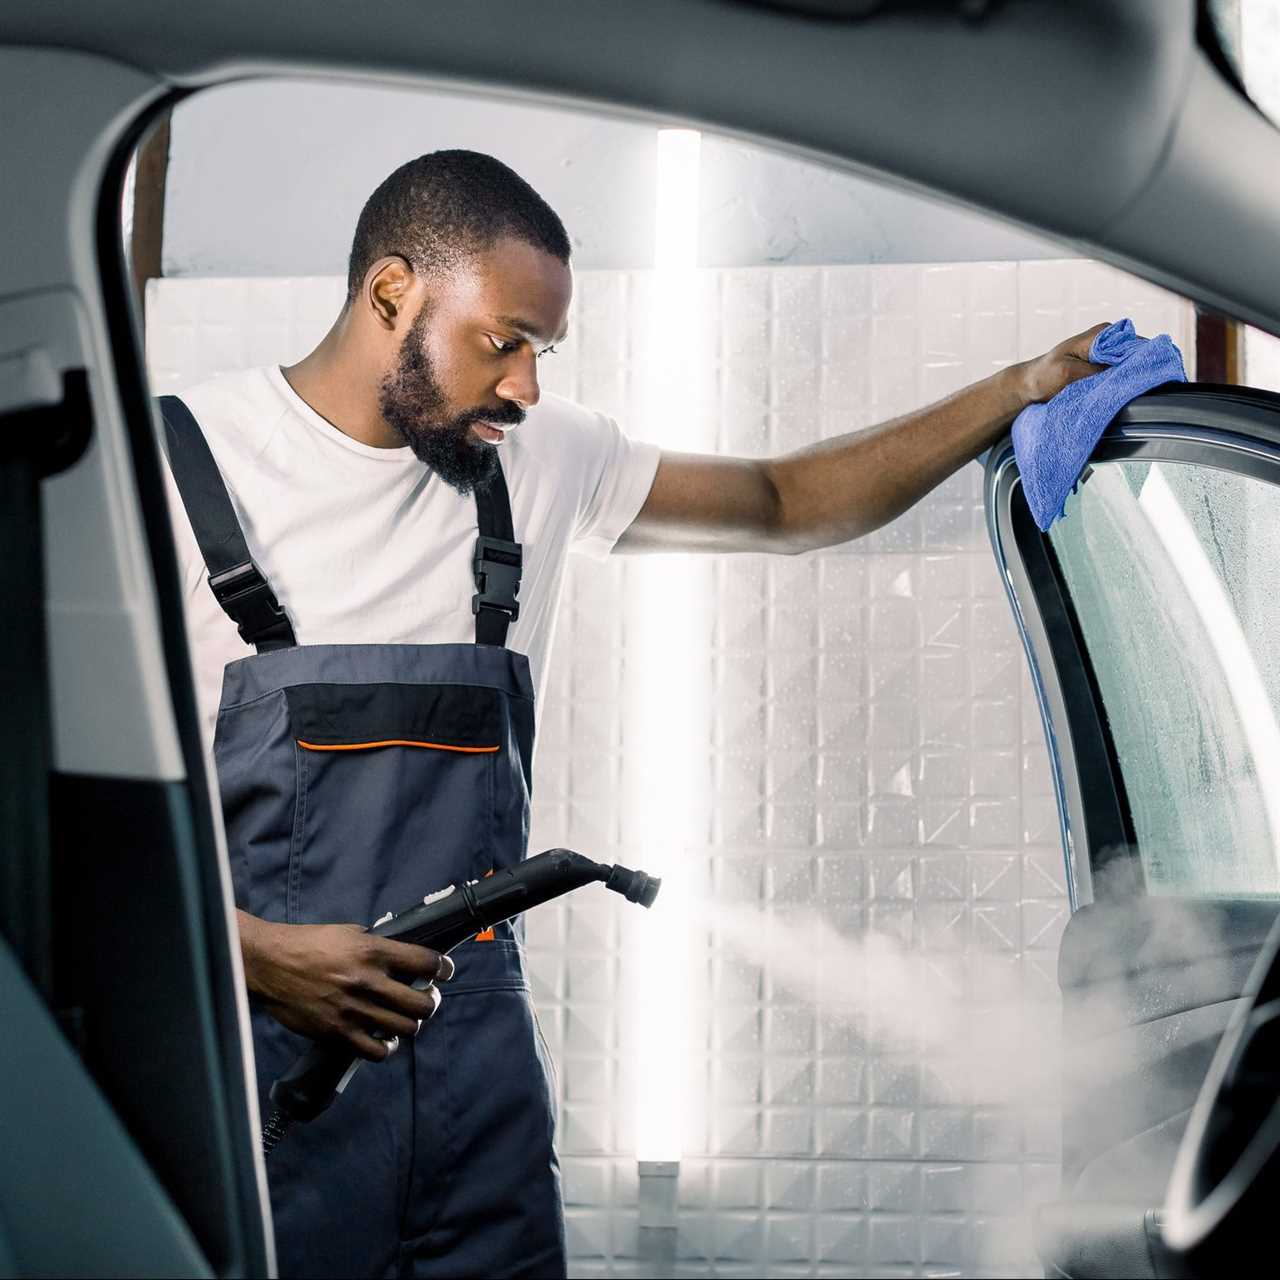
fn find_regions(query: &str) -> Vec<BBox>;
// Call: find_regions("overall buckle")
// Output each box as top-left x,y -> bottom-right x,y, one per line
208,560 -> 292,647
472,535 -> 523,624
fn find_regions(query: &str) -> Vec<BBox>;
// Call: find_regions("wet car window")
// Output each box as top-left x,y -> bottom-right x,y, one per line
1049,459 -> 1280,897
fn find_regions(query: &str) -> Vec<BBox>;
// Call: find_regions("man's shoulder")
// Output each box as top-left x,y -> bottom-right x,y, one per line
514,391 -> 619,461
159,366 -> 290,461
164,365 -> 278,420
528,389 -> 609,427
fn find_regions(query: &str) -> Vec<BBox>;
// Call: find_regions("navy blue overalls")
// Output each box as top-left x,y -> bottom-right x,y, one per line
159,396 -> 566,1279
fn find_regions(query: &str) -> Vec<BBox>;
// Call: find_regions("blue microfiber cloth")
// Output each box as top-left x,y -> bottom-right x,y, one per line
1012,317 -> 1187,530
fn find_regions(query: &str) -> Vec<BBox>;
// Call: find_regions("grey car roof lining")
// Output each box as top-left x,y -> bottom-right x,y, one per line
5,0 -> 1279,334
20,0 -> 1186,240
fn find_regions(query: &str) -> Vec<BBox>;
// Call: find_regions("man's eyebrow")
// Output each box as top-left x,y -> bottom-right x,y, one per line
492,315 -> 569,346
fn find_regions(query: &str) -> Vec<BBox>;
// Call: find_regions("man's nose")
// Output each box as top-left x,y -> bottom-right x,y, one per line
495,351 -> 541,411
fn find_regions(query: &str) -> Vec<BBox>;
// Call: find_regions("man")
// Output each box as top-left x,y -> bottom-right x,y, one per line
160,149 -> 1103,1279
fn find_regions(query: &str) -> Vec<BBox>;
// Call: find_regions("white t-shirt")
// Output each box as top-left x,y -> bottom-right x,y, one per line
160,365 -> 660,753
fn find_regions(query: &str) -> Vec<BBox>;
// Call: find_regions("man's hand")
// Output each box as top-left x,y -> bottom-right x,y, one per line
1019,322 -> 1109,404
238,911 -> 454,1061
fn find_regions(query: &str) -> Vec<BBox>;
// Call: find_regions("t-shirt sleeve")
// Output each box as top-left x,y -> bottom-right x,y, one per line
571,411 -> 661,561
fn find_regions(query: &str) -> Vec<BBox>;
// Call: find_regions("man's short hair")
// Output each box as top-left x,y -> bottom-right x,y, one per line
345,150 -> 571,305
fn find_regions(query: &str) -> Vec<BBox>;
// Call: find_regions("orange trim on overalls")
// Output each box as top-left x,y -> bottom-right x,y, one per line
475,869 -> 496,941
296,739 -> 500,754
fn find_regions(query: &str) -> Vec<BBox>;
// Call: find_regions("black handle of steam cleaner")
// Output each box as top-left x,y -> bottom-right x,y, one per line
263,848 -> 659,1155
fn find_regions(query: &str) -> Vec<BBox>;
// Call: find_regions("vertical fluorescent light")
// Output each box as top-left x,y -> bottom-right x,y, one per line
632,128 -> 702,1165
654,128 -> 702,273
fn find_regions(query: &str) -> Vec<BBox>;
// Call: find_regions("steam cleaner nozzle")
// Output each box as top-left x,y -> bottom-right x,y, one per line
604,863 -> 661,908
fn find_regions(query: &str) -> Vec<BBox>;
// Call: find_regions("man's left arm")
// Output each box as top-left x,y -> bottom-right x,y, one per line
617,325 -> 1106,555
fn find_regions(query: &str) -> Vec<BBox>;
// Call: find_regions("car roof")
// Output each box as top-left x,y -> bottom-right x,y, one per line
3,0 -> 1277,330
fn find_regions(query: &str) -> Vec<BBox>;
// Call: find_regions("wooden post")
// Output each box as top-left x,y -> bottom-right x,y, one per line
129,110 -> 172,326
1194,305 -> 1242,385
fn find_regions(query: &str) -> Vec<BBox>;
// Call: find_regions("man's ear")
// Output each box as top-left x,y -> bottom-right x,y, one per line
366,256 -> 414,330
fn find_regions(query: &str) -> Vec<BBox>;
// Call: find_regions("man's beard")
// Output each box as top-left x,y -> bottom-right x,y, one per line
378,310 -> 523,495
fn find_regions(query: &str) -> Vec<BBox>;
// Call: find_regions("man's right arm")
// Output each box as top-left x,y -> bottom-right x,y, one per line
237,909 -> 453,1061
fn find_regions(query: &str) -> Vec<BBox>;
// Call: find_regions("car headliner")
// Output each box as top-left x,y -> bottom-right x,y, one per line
3,0 -> 1278,335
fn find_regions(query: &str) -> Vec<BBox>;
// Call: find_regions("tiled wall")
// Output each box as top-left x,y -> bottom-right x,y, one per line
148,262 -> 1194,1278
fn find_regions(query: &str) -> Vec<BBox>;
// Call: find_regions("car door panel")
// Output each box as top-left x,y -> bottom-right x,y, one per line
1060,897 -> 1280,1203
0,58 -> 273,1275
985,385 -> 1280,1277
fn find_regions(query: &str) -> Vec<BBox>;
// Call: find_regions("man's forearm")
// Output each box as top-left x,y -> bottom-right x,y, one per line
761,362 -> 1028,554
619,324 -> 1104,556
237,908 -> 272,996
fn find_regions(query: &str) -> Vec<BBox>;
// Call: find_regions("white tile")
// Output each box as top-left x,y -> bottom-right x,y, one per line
816,1213 -> 867,1265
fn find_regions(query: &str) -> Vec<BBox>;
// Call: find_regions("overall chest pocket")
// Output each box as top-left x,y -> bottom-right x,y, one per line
283,682 -> 503,927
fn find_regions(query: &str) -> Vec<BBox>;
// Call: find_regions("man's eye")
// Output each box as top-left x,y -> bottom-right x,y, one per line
537,345 -> 559,360
488,335 -> 520,354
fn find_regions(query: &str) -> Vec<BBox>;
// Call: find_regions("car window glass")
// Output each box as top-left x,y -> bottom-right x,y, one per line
1048,459 -> 1280,898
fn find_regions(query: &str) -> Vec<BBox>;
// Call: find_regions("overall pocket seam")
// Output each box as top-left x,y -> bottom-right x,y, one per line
485,745 -> 498,877
531,1000 -> 561,1102
287,739 -> 307,925
445,979 -> 531,996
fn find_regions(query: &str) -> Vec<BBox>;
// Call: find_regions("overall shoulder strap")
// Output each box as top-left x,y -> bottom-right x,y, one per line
471,462 -> 522,647
157,395 -> 297,653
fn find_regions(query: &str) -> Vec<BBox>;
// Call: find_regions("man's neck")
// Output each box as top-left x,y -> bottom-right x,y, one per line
281,321 -> 402,449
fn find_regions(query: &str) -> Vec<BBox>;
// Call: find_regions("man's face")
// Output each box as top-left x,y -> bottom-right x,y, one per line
378,236 -> 572,495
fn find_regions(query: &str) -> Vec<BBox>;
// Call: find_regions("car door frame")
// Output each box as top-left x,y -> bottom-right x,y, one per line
984,383 -> 1280,909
